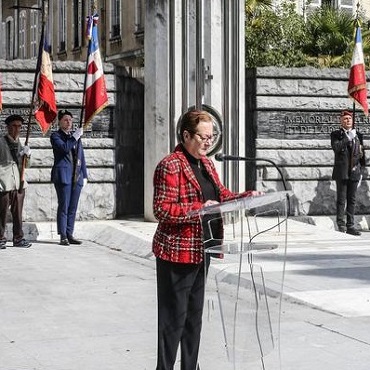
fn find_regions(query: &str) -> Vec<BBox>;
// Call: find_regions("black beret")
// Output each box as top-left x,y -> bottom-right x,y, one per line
58,109 -> 73,120
5,114 -> 24,125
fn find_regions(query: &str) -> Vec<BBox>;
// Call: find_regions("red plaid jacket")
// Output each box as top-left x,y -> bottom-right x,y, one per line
152,144 -> 253,264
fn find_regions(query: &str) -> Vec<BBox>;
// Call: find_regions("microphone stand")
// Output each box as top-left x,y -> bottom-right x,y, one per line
215,154 -> 288,191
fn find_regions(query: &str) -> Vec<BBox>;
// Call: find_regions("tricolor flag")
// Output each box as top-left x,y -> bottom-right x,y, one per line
84,15 -> 108,126
34,25 -> 57,133
348,24 -> 368,116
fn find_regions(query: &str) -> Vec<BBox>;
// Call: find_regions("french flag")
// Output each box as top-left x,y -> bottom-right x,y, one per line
84,15 -> 108,126
348,25 -> 368,116
34,28 -> 57,133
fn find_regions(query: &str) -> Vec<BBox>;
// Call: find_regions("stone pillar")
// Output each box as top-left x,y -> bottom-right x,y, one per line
144,0 -> 246,220
144,0 -> 171,221
218,0 -> 246,192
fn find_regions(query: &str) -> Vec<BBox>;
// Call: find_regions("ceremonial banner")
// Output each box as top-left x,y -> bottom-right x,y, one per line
34,26 -> 57,133
84,15 -> 108,126
348,24 -> 368,116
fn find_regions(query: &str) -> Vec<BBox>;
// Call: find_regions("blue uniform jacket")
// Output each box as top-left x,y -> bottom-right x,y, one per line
50,129 -> 87,186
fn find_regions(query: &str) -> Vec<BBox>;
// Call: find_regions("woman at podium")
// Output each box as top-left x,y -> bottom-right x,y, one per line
152,109 -> 261,370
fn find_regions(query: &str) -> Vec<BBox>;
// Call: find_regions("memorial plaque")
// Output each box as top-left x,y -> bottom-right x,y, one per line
256,111 -> 370,139
0,106 -> 114,138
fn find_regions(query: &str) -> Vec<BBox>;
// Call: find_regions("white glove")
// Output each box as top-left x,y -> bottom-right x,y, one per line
347,129 -> 356,140
20,145 -> 31,157
72,127 -> 83,140
83,178 -> 88,187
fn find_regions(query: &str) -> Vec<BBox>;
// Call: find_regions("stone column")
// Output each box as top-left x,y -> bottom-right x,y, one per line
144,0 -> 171,221
144,0 -> 246,220
221,0 -> 245,192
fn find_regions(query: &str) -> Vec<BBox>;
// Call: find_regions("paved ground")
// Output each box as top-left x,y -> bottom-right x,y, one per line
1,218 -> 370,369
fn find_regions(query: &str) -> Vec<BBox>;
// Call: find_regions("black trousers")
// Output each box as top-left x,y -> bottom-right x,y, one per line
0,189 -> 25,242
335,179 -> 359,229
156,257 -> 209,370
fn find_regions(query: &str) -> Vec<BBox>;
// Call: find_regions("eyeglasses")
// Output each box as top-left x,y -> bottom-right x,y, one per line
194,133 -> 217,143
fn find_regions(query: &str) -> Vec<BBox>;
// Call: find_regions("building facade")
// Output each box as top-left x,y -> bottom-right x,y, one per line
294,0 -> 370,18
0,0 -> 144,69
1,0 -> 368,65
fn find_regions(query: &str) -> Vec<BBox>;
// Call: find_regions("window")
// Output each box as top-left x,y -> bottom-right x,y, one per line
73,0 -> 83,49
111,0 -> 121,38
135,0 -> 144,32
134,0 -> 144,42
307,0 -> 321,9
58,0 -> 67,52
338,0 -> 354,14
30,8 -> 39,58
0,23 -> 5,59
304,0 -> 354,14
5,18 -> 14,60
19,10 -> 27,59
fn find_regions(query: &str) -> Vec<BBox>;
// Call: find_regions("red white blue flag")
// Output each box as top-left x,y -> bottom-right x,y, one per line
84,15 -> 108,126
348,24 -> 368,116
34,25 -> 57,133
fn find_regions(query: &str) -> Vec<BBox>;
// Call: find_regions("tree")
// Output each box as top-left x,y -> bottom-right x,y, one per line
245,1 -> 308,67
245,0 -> 370,68
303,6 -> 354,67
246,0 -> 273,19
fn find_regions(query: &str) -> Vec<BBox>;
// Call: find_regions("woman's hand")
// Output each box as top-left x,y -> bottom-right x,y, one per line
203,200 -> 219,207
250,190 -> 264,196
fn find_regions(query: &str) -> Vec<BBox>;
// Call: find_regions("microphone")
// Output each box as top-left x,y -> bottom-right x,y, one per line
215,153 -> 247,162
214,153 -> 287,191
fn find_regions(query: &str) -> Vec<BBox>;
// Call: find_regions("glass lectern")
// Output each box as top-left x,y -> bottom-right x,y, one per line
189,190 -> 292,370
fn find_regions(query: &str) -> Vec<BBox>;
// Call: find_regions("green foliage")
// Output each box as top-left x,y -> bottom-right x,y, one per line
245,0 -> 369,68
303,6 -> 354,67
246,0 -> 273,17
246,1 -> 309,67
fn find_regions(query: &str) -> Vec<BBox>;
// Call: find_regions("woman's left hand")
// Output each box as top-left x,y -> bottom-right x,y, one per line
250,190 -> 264,196
203,200 -> 219,207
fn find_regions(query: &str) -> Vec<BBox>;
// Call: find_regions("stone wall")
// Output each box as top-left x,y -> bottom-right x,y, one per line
23,138 -> 115,222
246,67 -> 370,217
3,63 -> 369,224
0,60 -> 116,222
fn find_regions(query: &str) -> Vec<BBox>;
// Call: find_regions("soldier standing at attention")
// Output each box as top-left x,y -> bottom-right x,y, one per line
331,110 -> 365,235
50,110 -> 87,246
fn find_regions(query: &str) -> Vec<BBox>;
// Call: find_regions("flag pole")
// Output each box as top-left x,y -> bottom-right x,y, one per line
25,0 -> 46,146
19,0 -> 46,192
352,3 -> 360,128
73,26 -> 91,186
348,2 -> 368,125
73,2 -> 97,186
353,101 -> 356,128
79,29 -> 93,129
78,0 -> 98,129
